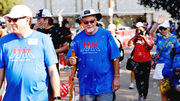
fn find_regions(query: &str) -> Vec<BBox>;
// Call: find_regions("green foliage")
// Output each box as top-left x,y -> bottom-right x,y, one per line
138,0 -> 180,20
0,0 -> 23,16
113,17 -> 124,27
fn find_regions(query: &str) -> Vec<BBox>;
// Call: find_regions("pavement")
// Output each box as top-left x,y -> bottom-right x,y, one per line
0,47 -> 162,101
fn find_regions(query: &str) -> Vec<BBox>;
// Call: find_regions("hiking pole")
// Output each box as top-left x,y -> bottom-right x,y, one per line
69,49 -> 76,101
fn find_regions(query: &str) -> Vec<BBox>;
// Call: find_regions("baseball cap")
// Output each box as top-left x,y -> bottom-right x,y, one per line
33,9 -> 52,19
136,22 -> 144,28
107,24 -> 116,31
80,9 -> 102,21
4,5 -> 32,19
159,20 -> 170,28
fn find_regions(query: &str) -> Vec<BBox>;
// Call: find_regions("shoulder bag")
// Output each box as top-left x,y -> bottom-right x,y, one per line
126,47 -> 138,70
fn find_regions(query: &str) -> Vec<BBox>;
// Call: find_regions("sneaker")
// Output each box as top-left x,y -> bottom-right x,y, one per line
143,98 -> 147,101
138,95 -> 142,101
129,83 -> 135,89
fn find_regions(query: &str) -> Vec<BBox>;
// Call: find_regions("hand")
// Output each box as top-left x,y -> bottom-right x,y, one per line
112,77 -> 120,92
173,67 -> 180,78
0,90 -> 5,101
33,23 -> 41,30
157,15 -> 165,25
69,56 -> 77,65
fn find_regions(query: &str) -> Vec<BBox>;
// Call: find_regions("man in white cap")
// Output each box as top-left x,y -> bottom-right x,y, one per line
66,9 -> 120,101
33,9 -> 69,70
0,5 -> 61,101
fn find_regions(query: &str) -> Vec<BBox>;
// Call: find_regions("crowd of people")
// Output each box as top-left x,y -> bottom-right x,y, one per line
0,4 -> 180,101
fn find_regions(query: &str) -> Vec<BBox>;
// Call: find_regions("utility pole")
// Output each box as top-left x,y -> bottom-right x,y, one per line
91,0 -> 93,9
45,0 -> 52,12
98,0 -> 102,12
108,0 -> 114,24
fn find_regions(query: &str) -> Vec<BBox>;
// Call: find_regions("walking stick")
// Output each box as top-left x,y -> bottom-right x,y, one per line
69,49 -> 76,101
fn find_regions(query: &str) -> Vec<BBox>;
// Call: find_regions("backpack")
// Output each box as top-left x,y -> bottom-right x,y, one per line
170,47 -> 180,60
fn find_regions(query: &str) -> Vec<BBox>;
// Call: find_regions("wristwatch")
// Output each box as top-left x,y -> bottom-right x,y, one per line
53,96 -> 61,100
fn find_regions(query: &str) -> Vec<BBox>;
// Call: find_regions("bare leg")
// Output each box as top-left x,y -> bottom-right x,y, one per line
158,79 -> 167,101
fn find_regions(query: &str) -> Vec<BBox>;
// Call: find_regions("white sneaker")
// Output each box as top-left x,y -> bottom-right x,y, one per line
129,83 -> 135,89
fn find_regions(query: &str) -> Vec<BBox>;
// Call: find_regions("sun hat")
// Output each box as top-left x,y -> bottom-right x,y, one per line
159,20 -> 170,28
4,5 -> 32,19
33,9 -> 52,19
80,9 -> 102,21
136,22 -> 144,28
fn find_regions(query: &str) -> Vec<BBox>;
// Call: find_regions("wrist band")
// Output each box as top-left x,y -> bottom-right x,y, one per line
53,96 -> 61,100
114,75 -> 120,77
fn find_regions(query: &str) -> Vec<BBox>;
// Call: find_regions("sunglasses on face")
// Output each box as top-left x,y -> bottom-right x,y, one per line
159,27 -> 167,31
83,19 -> 95,24
8,16 -> 26,23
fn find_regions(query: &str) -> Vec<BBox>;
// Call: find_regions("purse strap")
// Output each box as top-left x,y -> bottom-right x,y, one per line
114,35 -> 122,49
158,36 -> 172,55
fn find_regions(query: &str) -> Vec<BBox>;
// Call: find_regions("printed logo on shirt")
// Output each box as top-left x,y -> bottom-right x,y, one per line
80,41 -> 100,54
9,46 -> 35,61
28,39 -> 38,45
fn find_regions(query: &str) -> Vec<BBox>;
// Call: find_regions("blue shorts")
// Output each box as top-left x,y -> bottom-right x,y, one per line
79,93 -> 113,101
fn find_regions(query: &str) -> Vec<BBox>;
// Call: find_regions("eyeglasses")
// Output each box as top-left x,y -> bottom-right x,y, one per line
8,16 -> 26,23
159,27 -> 167,31
83,19 -> 95,24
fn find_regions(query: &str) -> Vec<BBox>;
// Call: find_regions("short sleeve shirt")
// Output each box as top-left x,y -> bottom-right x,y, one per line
155,34 -> 179,63
0,31 -> 58,101
133,36 -> 154,62
37,26 -> 66,49
66,27 -> 120,95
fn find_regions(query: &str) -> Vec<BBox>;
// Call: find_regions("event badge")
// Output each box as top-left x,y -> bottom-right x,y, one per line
28,39 -> 38,45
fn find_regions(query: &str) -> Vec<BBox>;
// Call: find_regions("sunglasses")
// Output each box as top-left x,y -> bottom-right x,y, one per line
159,27 -> 167,31
83,19 -> 95,24
8,16 -> 26,23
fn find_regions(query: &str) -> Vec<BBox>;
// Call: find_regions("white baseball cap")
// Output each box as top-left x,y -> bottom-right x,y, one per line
136,22 -> 144,28
4,5 -> 32,19
107,24 -> 116,31
33,9 -> 52,19
80,9 -> 102,21
159,20 -> 170,28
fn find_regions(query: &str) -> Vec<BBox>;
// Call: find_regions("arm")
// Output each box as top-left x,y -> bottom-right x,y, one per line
0,68 -> 5,101
0,68 -> 4,90
0,77 -> 6,101
128,33 -> 139,46
140,35 -> 154,50
47,64 -> 61,100
55,42 -> 69,54
150,15 -> 165,39
112,58 -> 120,92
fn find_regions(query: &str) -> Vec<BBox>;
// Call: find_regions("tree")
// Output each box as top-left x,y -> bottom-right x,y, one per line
0,0 -> 23,16
138,0 -> 180,20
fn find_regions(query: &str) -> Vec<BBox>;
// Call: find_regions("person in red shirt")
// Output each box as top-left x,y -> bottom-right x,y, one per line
128,25 -> 154,101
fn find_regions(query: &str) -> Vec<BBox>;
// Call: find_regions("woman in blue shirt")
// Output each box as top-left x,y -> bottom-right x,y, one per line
150,15 -> 179,101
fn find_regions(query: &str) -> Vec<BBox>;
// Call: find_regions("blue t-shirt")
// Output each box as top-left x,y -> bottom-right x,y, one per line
66,27 -> 120,95
155,33 -> 179,63
163,46 -> 180,88
0,31 -> 58,101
